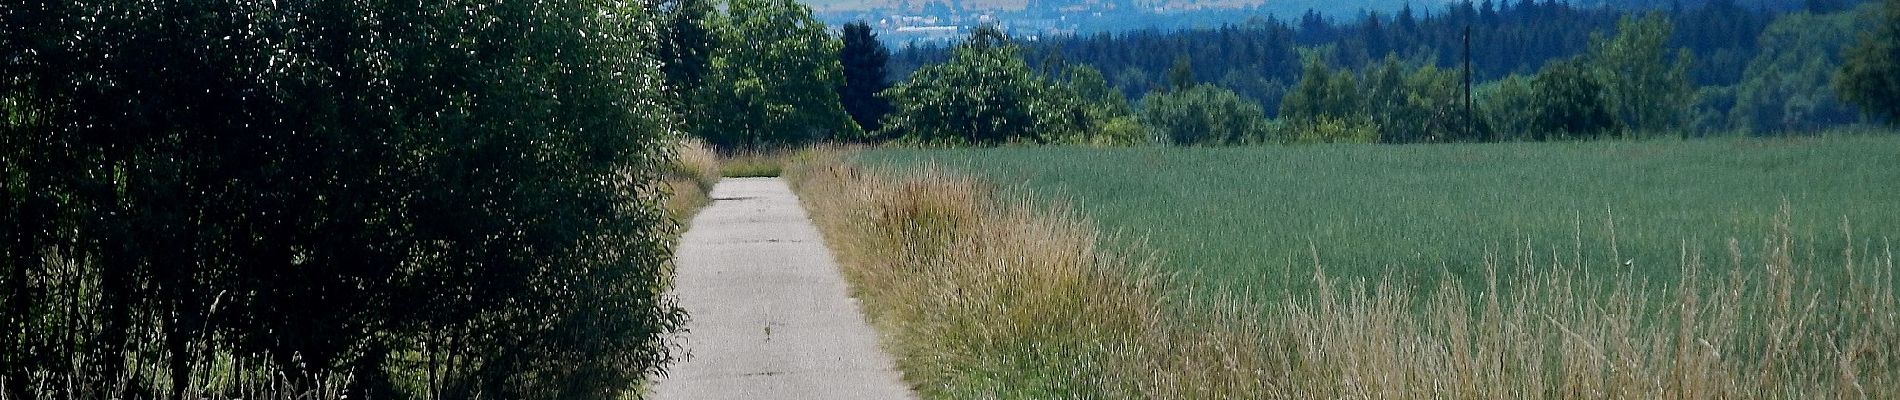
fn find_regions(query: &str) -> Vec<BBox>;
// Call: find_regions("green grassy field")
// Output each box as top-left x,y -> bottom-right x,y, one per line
857,134 -> 1900,297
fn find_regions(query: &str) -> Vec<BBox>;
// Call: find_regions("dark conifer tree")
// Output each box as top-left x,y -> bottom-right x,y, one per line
839,21 -> 894,133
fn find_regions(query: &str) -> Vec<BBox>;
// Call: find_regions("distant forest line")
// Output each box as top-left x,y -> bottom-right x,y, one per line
889,0 -> 1879,134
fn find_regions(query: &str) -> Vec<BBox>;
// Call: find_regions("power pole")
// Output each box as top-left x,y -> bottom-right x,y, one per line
1462,25 -> 1474,141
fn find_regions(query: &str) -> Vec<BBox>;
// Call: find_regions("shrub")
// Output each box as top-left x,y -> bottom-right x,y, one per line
879,26 -> 1071,145
1139,84 -> 1273,145
2,0 -> 685,397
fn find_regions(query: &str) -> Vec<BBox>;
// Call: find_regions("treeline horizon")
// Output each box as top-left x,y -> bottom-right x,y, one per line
884,0 -> 1885,137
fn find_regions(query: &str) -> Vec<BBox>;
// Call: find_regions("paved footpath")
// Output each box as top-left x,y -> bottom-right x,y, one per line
651,177 -> 916,400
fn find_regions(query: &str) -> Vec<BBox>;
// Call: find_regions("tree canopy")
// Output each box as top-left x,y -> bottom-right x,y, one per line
878,26 -> 1065,145
1837,0 -> 1900,123
3,0 -> 685,397
839,21 -> 894,133
1141,84 -> 1273,145
693,0 -> 859,149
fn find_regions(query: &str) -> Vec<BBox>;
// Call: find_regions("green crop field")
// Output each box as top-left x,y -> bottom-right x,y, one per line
856,134 -> 1900,297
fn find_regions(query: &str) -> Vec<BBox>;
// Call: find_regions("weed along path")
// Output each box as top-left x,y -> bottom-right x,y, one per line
651,177 -> 916,399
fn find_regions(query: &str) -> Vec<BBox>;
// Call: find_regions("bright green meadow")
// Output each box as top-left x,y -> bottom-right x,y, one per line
856,134 -> 1900,297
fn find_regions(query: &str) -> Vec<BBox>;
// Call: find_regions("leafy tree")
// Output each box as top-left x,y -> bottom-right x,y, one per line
1067,65 -> 1135,119
656,0 -> 717,102
1168,55 -> 1198,91
1279,52 -> 1364,122
1837,0 -> 1900,123
695,0 -> 859,149
1279,51 -> 1377,142
1688,85 -> 1739,133
1218,70 -> 1290,115
879,26 -> 1077,145
1588,13 -> 1695,134
1732,10 -> 1866,133
1364,58 -> 1480,143
1362,57 -> 1412,136
1530,60 -> 1622,139
2,0 -> 685,397
839,21 -> 893,134
1478,74 -> 1542,140
1043,65 -> 1141,145
1139,84 -> 1273,145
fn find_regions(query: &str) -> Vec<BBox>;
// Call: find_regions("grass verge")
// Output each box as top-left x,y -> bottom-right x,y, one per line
855,134 -> 1900,299
662,138 -> 721,221
790,148 -> 1900,398
720,149 -> 795,178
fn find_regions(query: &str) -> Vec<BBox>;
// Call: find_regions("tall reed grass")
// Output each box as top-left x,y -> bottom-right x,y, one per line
789,149 -> 1899,398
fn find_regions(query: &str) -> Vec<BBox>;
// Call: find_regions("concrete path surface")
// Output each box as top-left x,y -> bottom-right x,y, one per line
651,177 -> 916,400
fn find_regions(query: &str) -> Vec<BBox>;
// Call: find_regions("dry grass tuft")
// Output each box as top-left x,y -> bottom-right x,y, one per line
720,149 -> 793,178
662,137 -> 720,220
790,149 -> 1900,399
793,150 -> 1279,398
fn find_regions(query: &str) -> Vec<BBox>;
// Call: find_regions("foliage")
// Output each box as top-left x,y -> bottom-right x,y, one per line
882,0 -> 1874,139
1139,84 -> 1273,145
1276,53 -> 1381,144
1477,74 -> 1541,140
693,0 -> 859,149
1044,65 -> 1141,145
1363,57 -> 1483,143
878,26 -> 1087,145
1588,13 -> 1696,134
1279,52 -> 1364,124
1731,9 -> 1868,133
1094,116 -> 1150,146
838,21 -> 893,133
1529,60 -> 1622,139
1837,0 -> 1900,123
1,0 -> 684,398
1065,64 -> 1135,119
890,0 -> 1769,103
1688,85 -> 1740,133
1166,55 -> 1197,91
1277,115 -> 1382,144
655,0 -> 717,105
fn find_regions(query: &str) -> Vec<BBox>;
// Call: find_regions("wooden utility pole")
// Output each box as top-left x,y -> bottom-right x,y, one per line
1463,25 -> 1474,141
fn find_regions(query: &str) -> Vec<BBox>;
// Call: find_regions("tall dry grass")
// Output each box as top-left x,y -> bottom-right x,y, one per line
719,148 -> 793,178
6,341 -> 353,399
789,149 -> 1899,399
662,137 -> 721,220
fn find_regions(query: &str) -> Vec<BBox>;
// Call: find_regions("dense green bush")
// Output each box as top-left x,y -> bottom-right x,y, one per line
1529,61 -> 1623,139
1837,0 -> 1900,123
1477,75 -> 1540,140
878,26 -> 1115,146
1731,9 -> 1868,133
1360,57 -> 1482,143
1479,61 -> 1621,140
1587,13 -> 1695,134
1,0 -> 683,398
689,0 -> 859,149
1139,84 -> 1273,145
